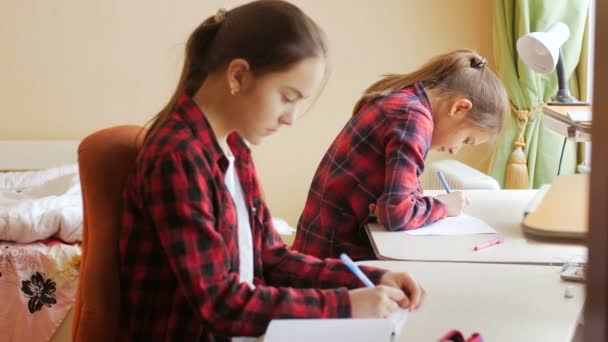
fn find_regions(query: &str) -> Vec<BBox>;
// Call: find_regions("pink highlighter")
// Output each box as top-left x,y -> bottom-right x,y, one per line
473,236 -> 505,251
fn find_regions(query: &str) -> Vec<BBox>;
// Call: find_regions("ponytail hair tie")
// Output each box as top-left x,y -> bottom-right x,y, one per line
471,56 -> 487,69
214,8 -> 227,23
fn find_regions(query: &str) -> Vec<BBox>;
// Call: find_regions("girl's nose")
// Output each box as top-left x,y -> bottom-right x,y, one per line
279,110 -> 296,126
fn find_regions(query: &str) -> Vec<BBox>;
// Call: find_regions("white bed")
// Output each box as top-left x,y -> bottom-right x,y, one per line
0,140 -> 80,342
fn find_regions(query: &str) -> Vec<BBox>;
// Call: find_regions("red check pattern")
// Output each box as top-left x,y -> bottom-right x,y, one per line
294,82 -> 447,260
119,94 -> 387,341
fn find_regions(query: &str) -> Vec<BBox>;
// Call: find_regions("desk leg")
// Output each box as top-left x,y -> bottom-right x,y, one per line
577,141 -> 591,173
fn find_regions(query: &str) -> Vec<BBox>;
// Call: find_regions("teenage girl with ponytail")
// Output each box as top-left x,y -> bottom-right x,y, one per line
293,49 -> 510,261
119,1 -> 424,340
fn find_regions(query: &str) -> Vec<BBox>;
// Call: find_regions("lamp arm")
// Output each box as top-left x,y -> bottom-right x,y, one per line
553,49 -> 577,103
556,50 -> 570,97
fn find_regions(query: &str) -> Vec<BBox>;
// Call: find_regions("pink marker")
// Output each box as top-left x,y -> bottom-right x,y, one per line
473,236 -> 505,251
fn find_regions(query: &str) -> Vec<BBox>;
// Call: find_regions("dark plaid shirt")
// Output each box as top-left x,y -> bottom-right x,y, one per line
119,94 -> 387,341
294,82 -> 447,261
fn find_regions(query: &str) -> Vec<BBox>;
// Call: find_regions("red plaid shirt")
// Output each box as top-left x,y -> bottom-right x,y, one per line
293,82 -> 447,261
119,94 -> 387,341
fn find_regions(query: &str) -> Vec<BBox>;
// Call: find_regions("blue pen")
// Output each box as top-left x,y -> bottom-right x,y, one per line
437,171 -> 452,193
340,253 -> 375,288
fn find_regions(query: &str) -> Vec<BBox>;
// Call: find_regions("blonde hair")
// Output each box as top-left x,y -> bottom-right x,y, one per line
352,49 -> 509,133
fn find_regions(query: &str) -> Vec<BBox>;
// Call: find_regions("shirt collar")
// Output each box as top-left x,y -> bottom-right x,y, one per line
175,94 -> 251,167
413,81 -> 432,112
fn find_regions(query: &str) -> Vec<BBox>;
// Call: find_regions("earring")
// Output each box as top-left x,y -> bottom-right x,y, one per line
230,85 -> 239,95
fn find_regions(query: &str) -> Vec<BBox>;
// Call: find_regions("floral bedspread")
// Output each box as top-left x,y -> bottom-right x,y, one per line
0,240 -> 80,342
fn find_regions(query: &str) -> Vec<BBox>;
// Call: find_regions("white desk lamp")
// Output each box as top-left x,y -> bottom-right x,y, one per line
517,22 -> 579,104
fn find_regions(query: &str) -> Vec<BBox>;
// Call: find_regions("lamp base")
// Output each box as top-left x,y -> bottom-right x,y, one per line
551,93 -> 578,104
549,91 -> 589,106
547,99 -> 591,106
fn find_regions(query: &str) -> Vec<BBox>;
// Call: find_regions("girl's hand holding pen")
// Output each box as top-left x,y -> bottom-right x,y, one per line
436,191 -> 471,216
349,272 -> 426,318
342,253 -> 426,318
349,286 -> 406,318
378,271 -> 426,310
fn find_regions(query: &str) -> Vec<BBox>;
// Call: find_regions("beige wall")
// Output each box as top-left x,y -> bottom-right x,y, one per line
1,0 -> 495,226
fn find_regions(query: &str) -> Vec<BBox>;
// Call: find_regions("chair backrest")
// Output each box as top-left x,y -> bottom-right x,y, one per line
72,125 -> 144,342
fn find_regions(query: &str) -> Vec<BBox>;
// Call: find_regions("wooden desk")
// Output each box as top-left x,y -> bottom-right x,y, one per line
366,190 -> 587,264
542,105 -> 591,141
359,261 -> 584,342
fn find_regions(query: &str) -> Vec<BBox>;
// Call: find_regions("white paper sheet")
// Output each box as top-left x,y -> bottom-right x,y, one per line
406,214 -> 497,236
264,309 -> 409,342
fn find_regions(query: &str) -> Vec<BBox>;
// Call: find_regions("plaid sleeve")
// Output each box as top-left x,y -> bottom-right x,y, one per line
260,210 -> 387,289
144,152 -> 356,337
376,109 -> 447,231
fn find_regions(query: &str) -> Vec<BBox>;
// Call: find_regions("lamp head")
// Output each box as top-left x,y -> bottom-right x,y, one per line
516,22 -> 570,73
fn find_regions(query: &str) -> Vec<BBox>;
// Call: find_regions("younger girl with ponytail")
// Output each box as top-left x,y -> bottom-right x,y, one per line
119,1 -> 424,340
293,50 -> 510,261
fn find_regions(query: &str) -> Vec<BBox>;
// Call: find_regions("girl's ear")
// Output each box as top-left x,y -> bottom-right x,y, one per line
448,98 -> 473,118
225,58 -> 251,94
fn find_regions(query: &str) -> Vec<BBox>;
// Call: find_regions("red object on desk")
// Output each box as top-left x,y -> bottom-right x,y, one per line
439,329 -> 484,342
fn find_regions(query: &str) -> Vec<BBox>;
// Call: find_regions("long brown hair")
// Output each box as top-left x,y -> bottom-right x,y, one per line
145,0 -> 328,140
352,49 -> 509,133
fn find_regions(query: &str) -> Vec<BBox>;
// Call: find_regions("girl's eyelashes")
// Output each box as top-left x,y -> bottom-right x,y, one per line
282,95 -> 297,104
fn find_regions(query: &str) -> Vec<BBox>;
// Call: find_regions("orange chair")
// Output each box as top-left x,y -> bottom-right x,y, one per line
72,125 -> 144,342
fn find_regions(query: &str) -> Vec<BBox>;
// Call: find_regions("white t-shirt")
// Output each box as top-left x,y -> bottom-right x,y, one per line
224,149 -> 257,342
223,149 -> 255,287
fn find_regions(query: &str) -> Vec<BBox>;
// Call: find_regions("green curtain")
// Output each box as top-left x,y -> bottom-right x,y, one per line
489,0 -> 590,189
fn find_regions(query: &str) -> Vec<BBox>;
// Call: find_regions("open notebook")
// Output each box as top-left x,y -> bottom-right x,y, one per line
263,308 -> 409,342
